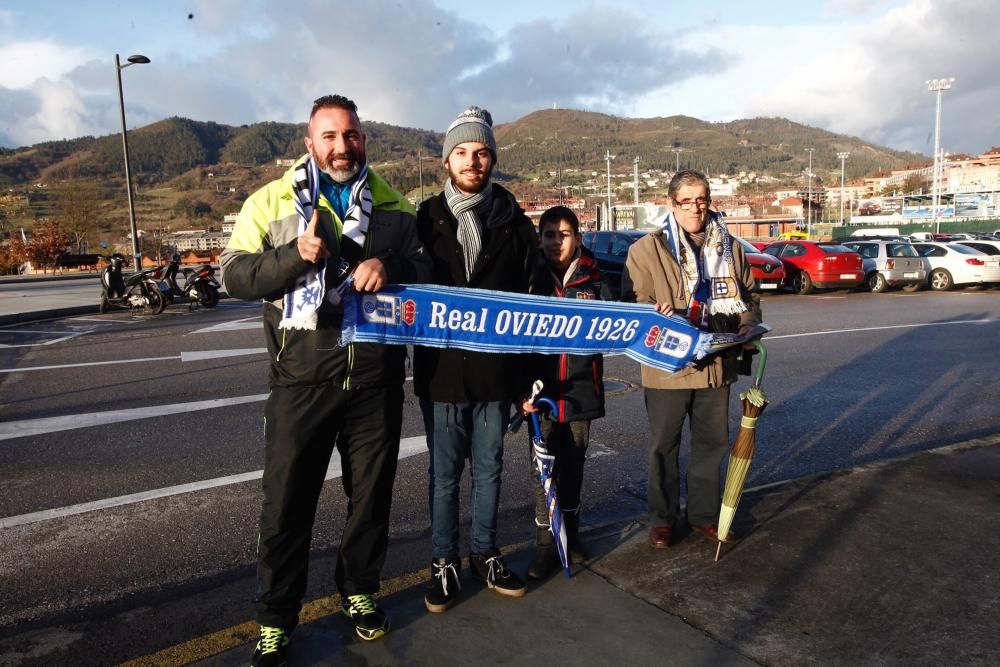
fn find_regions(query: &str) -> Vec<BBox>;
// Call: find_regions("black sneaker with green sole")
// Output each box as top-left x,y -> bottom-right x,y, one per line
343,594 -> 390,641
251,625 -> 289,667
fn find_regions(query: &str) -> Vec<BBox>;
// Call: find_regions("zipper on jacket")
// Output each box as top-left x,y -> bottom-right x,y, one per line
276,328 -> 288,362
341,210 -> 377,392
559,353 -> 568,421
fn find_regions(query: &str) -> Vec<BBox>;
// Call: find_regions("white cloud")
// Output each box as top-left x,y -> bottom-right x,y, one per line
750,0 -> 999,154
0,40 -> 94,90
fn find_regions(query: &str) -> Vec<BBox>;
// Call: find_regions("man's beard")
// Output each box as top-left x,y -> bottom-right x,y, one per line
317,149 -> 365,183
447,163 -> 492,194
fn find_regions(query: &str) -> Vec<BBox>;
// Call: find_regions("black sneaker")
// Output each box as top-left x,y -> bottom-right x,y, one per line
251,625 -> 289,667
343,594 -> 390,641
469,551 -> 526,597
527,542 -> 560,581
425,557 -> 461,613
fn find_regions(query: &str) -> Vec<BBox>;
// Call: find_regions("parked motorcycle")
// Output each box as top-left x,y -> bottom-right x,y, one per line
158,255 -> 221,309
99,253 -> 167,315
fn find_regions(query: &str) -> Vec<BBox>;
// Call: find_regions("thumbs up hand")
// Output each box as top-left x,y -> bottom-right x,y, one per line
297,210 -> 329,263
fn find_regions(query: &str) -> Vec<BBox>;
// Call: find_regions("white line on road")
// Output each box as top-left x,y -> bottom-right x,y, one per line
766,318 -> 993,340
0,435 -> 428,529
0,348 -> 268,374
0,394 -> 269,440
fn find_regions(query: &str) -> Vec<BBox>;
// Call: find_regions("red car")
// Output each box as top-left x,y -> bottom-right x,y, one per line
734,236 -> 786,292
760,241 -> 864,294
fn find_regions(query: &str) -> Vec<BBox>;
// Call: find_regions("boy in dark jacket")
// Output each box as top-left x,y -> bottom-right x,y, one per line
521,206 -> 611,579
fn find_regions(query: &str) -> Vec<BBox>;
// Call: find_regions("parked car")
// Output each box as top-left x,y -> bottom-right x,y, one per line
581,229 -> 648,298
760,241 -> 865,294
955,240 -> 1000,256
911,242 -> 1000,290
841,240 -> 926,292
733,235 -> 786,292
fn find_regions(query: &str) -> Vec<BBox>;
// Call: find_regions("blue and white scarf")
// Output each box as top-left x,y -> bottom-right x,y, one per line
280,156 -> 372,330
661,210 -> 748,328
341,283 -> 768,373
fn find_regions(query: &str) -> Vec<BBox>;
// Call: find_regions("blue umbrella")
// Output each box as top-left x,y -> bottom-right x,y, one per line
529,396 -> 572,579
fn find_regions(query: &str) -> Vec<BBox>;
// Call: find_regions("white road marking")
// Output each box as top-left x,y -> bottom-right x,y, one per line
0,394 -> 268,440
0,435 -> 428,529
0,330 -> 88,348
766,318 -> 993,340
0,348 -> 268,374
191,316 -> 262,334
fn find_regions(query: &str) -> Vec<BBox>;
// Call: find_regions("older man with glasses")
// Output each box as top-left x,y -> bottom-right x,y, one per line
621,169 -> 761,549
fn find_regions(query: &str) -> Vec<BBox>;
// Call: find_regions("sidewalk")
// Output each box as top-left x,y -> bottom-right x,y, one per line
194,436 -> 1000,667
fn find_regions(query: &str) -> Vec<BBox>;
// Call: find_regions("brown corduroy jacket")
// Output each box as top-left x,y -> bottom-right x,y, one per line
621,228 -> 762,390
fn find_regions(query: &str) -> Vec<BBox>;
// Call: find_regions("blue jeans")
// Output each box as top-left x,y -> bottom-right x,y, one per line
421,399 -> 510,559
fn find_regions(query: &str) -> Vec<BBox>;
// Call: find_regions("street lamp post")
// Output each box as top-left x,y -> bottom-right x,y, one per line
672,148 -> 681,172
805,148 -> 814,238
927,77 -> 955,234
837,151 -> 850,226
604,149 -> 615,230
633,156 -> 640,206
115,53 -> 150,270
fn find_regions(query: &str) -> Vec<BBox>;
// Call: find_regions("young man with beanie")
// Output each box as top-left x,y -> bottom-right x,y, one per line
221,94 -> 430,666
414,106 -> 538,612
621,169 -> 761,550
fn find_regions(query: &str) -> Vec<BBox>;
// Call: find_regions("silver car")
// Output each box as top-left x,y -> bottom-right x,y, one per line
842,240 -> 926,292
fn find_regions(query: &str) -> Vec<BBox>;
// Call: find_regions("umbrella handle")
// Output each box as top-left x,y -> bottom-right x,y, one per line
528,397 -> 557,439
749,340 -> 767,388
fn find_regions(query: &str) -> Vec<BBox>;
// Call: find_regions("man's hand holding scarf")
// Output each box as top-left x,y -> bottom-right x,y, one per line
352,258 -> 387,292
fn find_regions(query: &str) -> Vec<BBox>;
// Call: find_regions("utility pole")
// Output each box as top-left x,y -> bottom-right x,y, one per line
633,156 -> 640,206
837,151 -> 850,226
672,148 -> 681,173
805,148 -> 814,238
927,77 -> 955,234
605,150 -> 615,229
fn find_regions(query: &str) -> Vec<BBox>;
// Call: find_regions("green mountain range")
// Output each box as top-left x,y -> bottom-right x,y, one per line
0,109 -> 927,191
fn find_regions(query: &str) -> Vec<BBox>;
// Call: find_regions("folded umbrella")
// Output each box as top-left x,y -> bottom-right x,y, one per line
529,394 -> 572,578
716,340 -> 769,562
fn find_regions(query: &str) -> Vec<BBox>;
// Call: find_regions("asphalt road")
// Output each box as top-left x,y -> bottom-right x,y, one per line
1,288 -> 998,664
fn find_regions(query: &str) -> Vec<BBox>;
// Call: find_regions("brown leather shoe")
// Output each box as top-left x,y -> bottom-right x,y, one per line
648,525 -> 672,549
692,524 -> 732,543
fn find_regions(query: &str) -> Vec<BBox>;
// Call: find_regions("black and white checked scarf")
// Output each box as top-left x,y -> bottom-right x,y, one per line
280,155 -> 372,330
444,179 -> 493,281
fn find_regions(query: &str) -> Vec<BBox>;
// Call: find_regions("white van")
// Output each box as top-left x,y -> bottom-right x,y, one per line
850,227 -> 900,238
909,232 -> 933,242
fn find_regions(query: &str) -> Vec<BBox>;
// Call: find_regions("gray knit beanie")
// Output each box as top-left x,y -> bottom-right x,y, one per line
441,106 -> 497,164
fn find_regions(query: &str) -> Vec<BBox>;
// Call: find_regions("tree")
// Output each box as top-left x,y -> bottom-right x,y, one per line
52,178 -> 104,253
25,221 -> 71,272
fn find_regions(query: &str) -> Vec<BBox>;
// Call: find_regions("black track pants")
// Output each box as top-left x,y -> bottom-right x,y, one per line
254,383 -> 403,630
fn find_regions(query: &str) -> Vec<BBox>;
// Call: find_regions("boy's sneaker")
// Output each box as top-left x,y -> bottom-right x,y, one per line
343,594 -> 390,641
425,557 -> 461,613
251,625 -> 289,667
469,551 -> 526,597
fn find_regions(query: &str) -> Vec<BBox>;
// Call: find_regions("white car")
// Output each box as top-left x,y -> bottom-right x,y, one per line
912,242 -> 1000,290
956,240 -> 1000,257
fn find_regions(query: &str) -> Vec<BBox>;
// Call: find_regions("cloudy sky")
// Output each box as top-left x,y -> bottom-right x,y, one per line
0,0 -> 996,156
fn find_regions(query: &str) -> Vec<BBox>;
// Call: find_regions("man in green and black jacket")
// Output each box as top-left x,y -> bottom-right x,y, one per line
221,94 -> 429,666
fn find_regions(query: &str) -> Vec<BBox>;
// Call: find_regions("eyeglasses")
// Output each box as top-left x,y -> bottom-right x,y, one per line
673,198 -> 711,210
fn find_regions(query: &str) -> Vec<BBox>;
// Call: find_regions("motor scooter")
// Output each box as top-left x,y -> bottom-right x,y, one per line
99,254 -> 167,315
158,255 -> 221,308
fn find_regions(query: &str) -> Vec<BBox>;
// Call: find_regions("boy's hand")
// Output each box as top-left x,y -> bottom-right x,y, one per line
352,258 -> 387,292
520,396 -> 539,416
655,302 -> 674,317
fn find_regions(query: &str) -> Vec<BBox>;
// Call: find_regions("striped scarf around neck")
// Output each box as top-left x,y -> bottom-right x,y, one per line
661,210 -> 748,327
281,155 -> 372,330
445,179 -> 494,281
